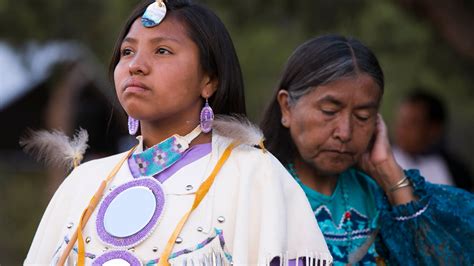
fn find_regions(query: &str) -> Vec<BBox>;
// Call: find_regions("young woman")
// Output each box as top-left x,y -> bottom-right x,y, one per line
24,1 -> 332,265
261,34 -> 474,265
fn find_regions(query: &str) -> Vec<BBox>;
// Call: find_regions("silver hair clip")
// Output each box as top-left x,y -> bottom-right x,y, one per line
142,0 -> 167,28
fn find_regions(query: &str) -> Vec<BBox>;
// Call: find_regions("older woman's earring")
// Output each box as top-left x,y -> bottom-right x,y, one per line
128,116 -> 139,135
200,98 -> 214,133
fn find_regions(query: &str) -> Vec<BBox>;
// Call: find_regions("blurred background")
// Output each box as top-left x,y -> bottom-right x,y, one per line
1,0 -> 473,263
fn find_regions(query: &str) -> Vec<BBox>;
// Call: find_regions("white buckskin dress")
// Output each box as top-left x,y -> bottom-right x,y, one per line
25,118 -> 332,266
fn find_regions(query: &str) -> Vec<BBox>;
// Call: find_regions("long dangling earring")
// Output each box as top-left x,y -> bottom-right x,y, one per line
200,98 -> 214,133
128,116 -> 139,135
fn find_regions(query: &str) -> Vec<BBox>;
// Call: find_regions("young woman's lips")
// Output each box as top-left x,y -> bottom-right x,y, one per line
123,80 -> 151,94
125,86 -> 148,93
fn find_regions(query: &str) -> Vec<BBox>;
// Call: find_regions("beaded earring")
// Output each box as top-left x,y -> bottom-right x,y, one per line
200,98 -> 214,133
128,116 -> 139,135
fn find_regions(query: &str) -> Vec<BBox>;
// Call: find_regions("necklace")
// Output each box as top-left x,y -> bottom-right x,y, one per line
339,176 -> 353,253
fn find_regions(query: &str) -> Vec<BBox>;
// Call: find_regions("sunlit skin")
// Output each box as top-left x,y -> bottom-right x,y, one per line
114,16 -> 217,148
278,74 -> 416,205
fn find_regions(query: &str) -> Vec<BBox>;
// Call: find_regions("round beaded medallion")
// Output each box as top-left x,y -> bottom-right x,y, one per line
96,177 -> 165,248
92,250 -> 142,266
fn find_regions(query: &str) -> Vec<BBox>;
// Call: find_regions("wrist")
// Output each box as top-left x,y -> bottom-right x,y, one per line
388,182 -> 416,205
389,175 -> 411,193
375,160 -> 405,192
381,168 -> 418,205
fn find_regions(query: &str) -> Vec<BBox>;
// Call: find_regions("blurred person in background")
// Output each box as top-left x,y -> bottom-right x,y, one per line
393,90 -> 473,191
261,34 -> 474,265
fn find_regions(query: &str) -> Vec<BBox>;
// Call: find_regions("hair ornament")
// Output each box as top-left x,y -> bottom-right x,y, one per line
142,0 -> 167,28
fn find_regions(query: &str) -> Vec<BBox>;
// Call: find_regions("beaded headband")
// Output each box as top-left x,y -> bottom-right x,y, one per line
142,0 -> 167,28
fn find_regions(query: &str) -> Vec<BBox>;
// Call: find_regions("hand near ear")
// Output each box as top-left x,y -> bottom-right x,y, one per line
358,114 -> 417,205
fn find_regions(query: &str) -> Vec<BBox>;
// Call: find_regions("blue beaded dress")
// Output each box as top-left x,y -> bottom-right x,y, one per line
288,166 -> 474,265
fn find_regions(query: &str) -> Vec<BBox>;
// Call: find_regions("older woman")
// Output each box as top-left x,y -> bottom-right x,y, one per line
261,34 -> 474,265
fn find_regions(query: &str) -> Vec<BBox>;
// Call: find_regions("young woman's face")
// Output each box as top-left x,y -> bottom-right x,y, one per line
280,74 -> 381,176
114,16 -> 214,124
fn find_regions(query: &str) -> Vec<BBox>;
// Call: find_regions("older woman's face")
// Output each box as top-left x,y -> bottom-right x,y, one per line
280,74 -> 381,176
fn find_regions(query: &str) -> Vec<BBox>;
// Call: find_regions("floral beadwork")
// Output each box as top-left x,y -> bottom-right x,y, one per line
132,136 -> 186,177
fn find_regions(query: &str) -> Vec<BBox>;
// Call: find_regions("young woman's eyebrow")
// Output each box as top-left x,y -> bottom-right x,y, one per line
122,36 -> 181,45
149,36 -> 181,44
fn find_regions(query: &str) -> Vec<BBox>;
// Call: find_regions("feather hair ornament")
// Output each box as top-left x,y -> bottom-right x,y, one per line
19,128 -> 89,170
213,115 -> 266,151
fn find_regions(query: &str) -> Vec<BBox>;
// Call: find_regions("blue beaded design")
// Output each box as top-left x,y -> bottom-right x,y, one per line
146,228 -> 233,265
132,136 -> 186,177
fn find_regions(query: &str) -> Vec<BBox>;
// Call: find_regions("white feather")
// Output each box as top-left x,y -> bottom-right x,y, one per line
213,115 -> 264,147
19,128 -> 89,170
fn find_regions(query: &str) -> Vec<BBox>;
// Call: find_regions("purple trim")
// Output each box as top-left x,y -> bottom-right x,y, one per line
128,154 -> 142,178
270,258 -> 306,266
156,143 -> 211,183
218,232 -> 226,249
170,233 -> 215,259
96,178 -> 165,248
127,143 -> 211,181
92,250 -> 141,266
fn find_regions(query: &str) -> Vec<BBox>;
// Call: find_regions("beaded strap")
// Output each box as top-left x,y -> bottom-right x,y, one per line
57,146 -> 137,266
158,141 -> 238,266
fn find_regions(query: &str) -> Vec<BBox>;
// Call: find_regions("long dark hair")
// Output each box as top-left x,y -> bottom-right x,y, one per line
109,0 -> 246,115
260,34 -> 384,164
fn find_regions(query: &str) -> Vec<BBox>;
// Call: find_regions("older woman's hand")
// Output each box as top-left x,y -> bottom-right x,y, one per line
358,114 -> 417,205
